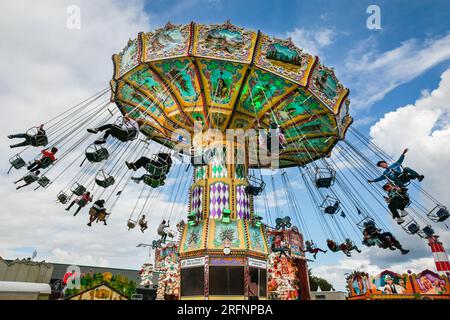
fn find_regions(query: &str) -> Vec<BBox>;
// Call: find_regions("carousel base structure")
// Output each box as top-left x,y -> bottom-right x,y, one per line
178,219 -> 269,300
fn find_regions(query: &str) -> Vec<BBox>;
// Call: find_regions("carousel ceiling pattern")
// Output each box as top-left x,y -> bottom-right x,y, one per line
110,21 -> 352,168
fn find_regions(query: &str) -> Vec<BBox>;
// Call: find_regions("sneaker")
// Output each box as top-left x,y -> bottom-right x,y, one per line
125,161 -> 133,170
94,138 -> 106,145
87,128 -> 98,134
401,249 -> 410,255
131,177 -> 140,184
87,223 -> 92,227
418,175 -> 424,182
396,217 -> 405,224
65,208 -> 70,211
400,210 -> 408,217
7,135 -> 13,139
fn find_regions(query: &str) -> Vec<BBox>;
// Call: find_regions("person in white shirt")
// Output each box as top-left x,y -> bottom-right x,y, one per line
87,114 -> 144,144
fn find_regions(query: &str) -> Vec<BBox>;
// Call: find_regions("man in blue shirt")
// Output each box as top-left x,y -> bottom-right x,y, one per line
368,148 -> 424,187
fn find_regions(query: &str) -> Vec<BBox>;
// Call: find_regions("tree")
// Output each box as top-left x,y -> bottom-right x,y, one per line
308,268 -> 334,291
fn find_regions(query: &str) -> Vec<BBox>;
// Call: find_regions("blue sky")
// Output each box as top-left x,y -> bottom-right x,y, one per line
1,0 -> 450,291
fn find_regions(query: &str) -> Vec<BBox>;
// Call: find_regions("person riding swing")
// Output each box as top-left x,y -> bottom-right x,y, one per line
87,114 -> 144,144
8,124 -> 48,149
301,240 -> 327,259
27,147 -> 58,172
368,148 -> 424,187
66,191 -> 93,216
362,222 -> 409,255
382,183 -> 410,224
88,199 -> 108,226
157,220 -> 170,243
327,239 -> 361,257
14,170 -> 41,190
139,215 -> 148,233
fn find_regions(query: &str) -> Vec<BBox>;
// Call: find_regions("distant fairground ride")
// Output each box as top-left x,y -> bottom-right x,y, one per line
6,21 -> 449,300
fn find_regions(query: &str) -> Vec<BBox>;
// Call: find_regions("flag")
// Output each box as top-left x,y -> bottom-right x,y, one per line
356,207 -> 362,215
340,212 -> 346,218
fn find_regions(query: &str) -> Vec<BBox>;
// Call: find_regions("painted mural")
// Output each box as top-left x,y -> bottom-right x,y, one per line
181,220 -> 205,252
415,270 -> 448,295
142,23 -> 191,61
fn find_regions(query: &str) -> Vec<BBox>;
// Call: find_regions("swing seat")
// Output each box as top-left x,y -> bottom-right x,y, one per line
71,183 -> 86,196
95,176 -> 115,188
26,127 -> 48,147
143,174 -> 166,188
37,176 -> 51,188
127,219 -> 137,229
57,192 -> 69,204
405,221 -> 420,235
110,125 -> 138,142
23,174 -> 39,184
419,225 -> 435,239
39,156 -> 54,169
9,155 -> 26,170
316,177 -> 333,188
95,170 -> 115,188
145,159 -> 168,178
324,204 -> 339,215
245,176 -> 266,196
396,172 -> 412,186
85,145 -> 109,163
427,205 -> 449,223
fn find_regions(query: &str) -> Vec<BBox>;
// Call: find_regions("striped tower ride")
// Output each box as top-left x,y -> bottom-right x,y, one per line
428,236 -> 450,273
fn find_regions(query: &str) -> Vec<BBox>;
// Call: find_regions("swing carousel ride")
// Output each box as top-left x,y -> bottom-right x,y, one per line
7,21 -> 450,300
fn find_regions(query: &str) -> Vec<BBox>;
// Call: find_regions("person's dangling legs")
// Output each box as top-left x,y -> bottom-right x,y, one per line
9,133 -> 32,148
27,160 -> 40,171
73,204 -> 83,216
403,167 -> 424,182
127,157 -> 151,171
66,201 -> 76,211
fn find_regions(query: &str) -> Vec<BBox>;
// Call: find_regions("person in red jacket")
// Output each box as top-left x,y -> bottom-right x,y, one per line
27,147 -> 58,172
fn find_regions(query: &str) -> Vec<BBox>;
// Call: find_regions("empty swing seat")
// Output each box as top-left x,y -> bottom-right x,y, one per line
315,168 -> 336,189
37,176 -> 51,188
9,154 -> 26,170
95,170 -> 115,188
403,220 -> 420,235
127,219 -> 137,230
436,208 -> 450,222
245,176 -> 266,196
71,183 -> 86,196
191,148 -> 213,166
316,177 -> 334,188
427,205 -> 449,222
57,192 -> 69,204
85,145 -> 109,163
324,204 -> 340,214
419,225 -> 435,238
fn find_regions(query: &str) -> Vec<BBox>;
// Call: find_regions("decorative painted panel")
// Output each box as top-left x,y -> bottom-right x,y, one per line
180,221 -> 206,253
142,23 -> 191,61
115,38 -> 141,79
197,59 -> 246,108
309,63 -> 347,112
254,33 -> 315,86
191,185 -> 203,219
194,166 -> 206,182
235,185 -> 250,220
237,69 -> 295,116
192,22 -> 257,63
209,182 -> 230,219
207,219 -> 246,250
247,223 -> 268,254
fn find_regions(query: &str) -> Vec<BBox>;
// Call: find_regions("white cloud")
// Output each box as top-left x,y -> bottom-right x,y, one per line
370,68 -> 450,203
343,33 -> 450,109
286,27 -> 336,56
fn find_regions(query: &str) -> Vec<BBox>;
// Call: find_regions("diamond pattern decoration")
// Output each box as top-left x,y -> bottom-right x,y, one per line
191,186 -> 203,219
194,166 -> 206,182
236,185 -> 250,220
209,182 -> 230,219
211,161 -> 227,178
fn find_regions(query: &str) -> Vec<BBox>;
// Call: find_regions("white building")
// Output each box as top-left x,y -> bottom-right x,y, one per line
310,286 -> 347,300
